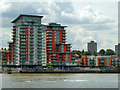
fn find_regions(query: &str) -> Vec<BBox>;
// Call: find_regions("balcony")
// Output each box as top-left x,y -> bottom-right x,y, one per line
29,47 -> 34,49
47,34 -> 52,36
47,41 -> 52,43
20,26 -> 26,29
37,37 -> 42,40
47,31 -> 52,33
37,51 -> 42,53
47,45 -> 52,48
62,34 -> 66,37
37,40 -> 42,43
37,34 -> 42,37
47,43 -> 52,45
29,41 -> 34,43
62,31 -> 66,34
30,30 -> 34,32
29,34 -> 34,36
37,44 -> 42,46
62,40 -> 66,43
62,37 -> 66,40
37,30 -> 42,33
20,33 -> 26,35
47,37 -> 52,39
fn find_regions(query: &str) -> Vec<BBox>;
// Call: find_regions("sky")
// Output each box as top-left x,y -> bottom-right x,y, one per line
0,0 -> 119,52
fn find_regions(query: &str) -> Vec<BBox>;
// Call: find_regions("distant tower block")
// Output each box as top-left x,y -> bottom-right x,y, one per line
87,41 -> 97,53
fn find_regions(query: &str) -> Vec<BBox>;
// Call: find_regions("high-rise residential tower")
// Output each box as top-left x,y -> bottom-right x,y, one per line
115,43 -> 120,56
10,14 -> 43,66
87,41 -> 97,53
42,23 -> 76,67
8,14 -> 76,69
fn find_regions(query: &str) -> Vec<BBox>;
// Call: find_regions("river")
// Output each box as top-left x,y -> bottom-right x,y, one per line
0,73 -> 118,89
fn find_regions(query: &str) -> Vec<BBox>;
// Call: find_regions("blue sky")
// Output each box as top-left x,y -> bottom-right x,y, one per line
0,0 -> 119,51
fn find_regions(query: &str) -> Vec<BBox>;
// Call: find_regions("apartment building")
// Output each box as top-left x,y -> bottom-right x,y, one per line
115,44 -> 120,56
97,56 -> 111,67
78,55 -> 87,66
0,48 -> 9,65
78,55 -> 111,67
10,14 -> 43,67
87,56 -> 97,67
111,55 -> 120,67
87,41 -> 97,53
42,23 -> 76,68
7,14 -> 76,69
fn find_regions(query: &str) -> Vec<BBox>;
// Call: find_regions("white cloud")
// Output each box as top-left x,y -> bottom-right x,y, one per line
0,1 -> 11,12
0,2 -> 117,51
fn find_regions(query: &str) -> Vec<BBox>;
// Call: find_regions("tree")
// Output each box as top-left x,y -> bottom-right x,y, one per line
99,49 -> 105,55
81,49 -> 85,55
93,51 -> 97,56
105,49 -> 115,55
72,50 -> 81,56
85,50 -> 92,55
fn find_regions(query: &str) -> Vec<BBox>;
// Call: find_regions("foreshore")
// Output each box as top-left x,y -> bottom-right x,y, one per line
1,70 -> 119,74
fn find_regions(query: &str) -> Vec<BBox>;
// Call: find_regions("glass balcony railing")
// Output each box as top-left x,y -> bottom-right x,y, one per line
37,37 -> 42,39
47,37 -> 52,39
47,43 -> 52,45
20,29 -> 26,32
47,34 -> 52,36
47,31 -> 52,33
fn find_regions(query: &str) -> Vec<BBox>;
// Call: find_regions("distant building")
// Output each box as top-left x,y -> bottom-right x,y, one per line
87,41 -> 97,53
111,55 -> 120,67
115,44 -> 120,56
0,48 -> 9,65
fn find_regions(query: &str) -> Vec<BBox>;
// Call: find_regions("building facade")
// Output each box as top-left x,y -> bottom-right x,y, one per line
10,14 -> 43,67
111,55 -> 120,67
115,44 -> 120,56
42,23 -> 76,68
0,48 -> 9,65
97,56 -> 111,67
87,56 -> 97,67
7,14 -> 76,69
87,41 -> 97,53
78,55 -> 111,67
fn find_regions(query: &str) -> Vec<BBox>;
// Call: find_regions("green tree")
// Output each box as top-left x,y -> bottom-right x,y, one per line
99,49 -> 105,55
85,50 -> 92,55
105,49 -> 115,55
72,50 -> 81,56
93,51 -> 97,56
81,49 -> 85,55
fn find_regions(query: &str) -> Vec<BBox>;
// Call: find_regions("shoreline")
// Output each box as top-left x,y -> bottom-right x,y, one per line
1,70 -> 119,74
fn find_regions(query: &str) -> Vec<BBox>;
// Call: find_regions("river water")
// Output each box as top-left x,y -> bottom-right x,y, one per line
0,73 -> 118,89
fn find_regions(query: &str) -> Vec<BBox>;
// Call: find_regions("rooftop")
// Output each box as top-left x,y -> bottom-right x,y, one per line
11,14 -> 43,23
45,22 -> 67,27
